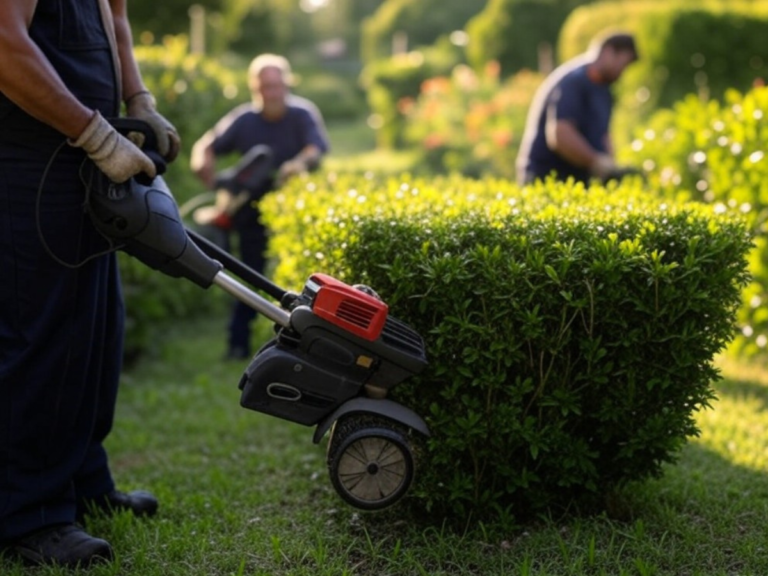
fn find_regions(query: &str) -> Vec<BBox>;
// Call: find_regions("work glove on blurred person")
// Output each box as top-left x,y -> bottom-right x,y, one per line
69,110 -> 157,184
125,91 -> 181,162
276,158 -> 307,186
589,153 -> 616,180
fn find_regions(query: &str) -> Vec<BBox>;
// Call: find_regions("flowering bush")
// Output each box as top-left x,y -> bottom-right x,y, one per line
620,85 -> 768,358
402,63 -> 543,178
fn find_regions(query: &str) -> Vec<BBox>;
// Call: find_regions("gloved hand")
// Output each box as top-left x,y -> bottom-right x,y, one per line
589,153 -> 616,180
604,165 -> 646,183
69,110 -> 157,183
276,158 -> 307,186
125,91 -> 181,162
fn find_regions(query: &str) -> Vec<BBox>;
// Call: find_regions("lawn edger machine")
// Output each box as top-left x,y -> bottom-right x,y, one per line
82,119 -> 430,511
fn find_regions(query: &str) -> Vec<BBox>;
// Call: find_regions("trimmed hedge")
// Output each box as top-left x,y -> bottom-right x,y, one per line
260,173 -> 750,520
620,85 -> 768,360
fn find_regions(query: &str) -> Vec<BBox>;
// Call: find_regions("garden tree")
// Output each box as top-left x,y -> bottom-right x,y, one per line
129,0 -> 228,39
308,0 -> 386,59
465,0 -> 590,76
128,0 -> 314,56
360,0 -> 488,63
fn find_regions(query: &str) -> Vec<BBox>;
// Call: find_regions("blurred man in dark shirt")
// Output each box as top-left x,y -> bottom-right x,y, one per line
516,32 -> 638,185
191,53 -> 329,360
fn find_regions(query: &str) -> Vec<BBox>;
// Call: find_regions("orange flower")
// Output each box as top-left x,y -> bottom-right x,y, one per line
398,96 -> 415,114
424,133 -> 446,150
484,60 -> 501,81
421,77 -> 451,95
492,129 -> 513,148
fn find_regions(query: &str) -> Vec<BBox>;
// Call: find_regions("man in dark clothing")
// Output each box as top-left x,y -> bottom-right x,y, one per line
191,53 -> 330,360
0,0 -> 179,567
516,32 -> 639,185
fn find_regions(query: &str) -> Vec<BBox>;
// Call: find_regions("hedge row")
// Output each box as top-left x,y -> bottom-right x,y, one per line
260,173 -> 750,520
620,84 -> 768,359
360,0 -> 485,64
466,0 -> 585,76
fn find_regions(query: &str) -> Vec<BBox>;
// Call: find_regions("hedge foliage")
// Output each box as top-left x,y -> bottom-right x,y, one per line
559,0 -> 768,147
260,173 -> 750,520
620,85 -> 768,359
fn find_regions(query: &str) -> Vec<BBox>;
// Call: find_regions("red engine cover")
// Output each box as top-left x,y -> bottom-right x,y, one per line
309,273 -> 389,341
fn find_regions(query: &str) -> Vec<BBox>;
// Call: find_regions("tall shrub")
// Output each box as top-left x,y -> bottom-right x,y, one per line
360,0 -> 486,64
261,173 -> 750,520
466,0 -> 585,76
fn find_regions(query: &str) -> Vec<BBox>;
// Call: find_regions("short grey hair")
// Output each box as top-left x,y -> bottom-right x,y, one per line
247,53 -> 295,85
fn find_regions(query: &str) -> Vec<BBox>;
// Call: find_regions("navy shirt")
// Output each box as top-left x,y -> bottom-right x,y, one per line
516,59 -> 613,184
210,95 -> 329,194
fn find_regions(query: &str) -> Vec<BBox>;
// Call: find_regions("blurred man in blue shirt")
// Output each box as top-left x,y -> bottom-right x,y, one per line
191,53 -> 329,360
516,32 -> 638,185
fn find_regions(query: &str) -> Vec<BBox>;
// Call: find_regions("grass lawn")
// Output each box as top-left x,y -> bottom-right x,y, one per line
4,310 -> 768,576
321,118 -> 421,176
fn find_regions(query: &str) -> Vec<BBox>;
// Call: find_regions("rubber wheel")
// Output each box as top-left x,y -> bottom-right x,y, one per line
327,416 -> 415,511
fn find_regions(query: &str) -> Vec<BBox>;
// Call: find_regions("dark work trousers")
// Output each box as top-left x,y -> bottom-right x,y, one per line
0,135 -> 123,542
228,209 -> 268,355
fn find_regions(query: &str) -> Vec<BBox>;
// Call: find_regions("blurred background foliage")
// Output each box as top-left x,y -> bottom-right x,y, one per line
124,0 -> 768,363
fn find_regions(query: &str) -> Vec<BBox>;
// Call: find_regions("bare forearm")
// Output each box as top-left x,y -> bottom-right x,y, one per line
110,0 -> 144,101
0,4 -> 92,138
294,144 -> 321,167
547,121 -> 602,168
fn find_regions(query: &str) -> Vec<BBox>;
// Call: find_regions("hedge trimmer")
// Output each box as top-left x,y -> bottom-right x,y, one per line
82,119 -> 430,510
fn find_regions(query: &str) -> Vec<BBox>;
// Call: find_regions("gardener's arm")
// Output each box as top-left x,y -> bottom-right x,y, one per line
0,0 -> 93,138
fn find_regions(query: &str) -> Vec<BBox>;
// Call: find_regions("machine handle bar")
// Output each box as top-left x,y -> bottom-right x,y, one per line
187,227 -> 287,302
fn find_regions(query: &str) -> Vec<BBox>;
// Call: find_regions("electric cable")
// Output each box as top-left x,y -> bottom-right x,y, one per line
35,139 -> 124,269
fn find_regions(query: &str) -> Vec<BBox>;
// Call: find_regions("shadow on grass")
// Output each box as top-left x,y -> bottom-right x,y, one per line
713,356 -> 768,407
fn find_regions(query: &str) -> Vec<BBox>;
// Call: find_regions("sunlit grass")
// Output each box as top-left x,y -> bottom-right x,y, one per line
4,314 -> 768,575
324,118 -> 420,176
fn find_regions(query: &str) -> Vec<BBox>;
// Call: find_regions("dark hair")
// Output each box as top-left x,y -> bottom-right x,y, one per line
594,32 -> 639,61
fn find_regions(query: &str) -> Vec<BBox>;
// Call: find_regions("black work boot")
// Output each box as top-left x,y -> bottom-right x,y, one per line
77,489 -> 159,522
8,524 -> 113,567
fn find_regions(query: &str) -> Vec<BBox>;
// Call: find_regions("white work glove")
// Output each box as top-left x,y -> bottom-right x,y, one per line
69,110 -> 157,184
125,91 -> 181,162
276,158 -> 307,186
589,153 -> 616,180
